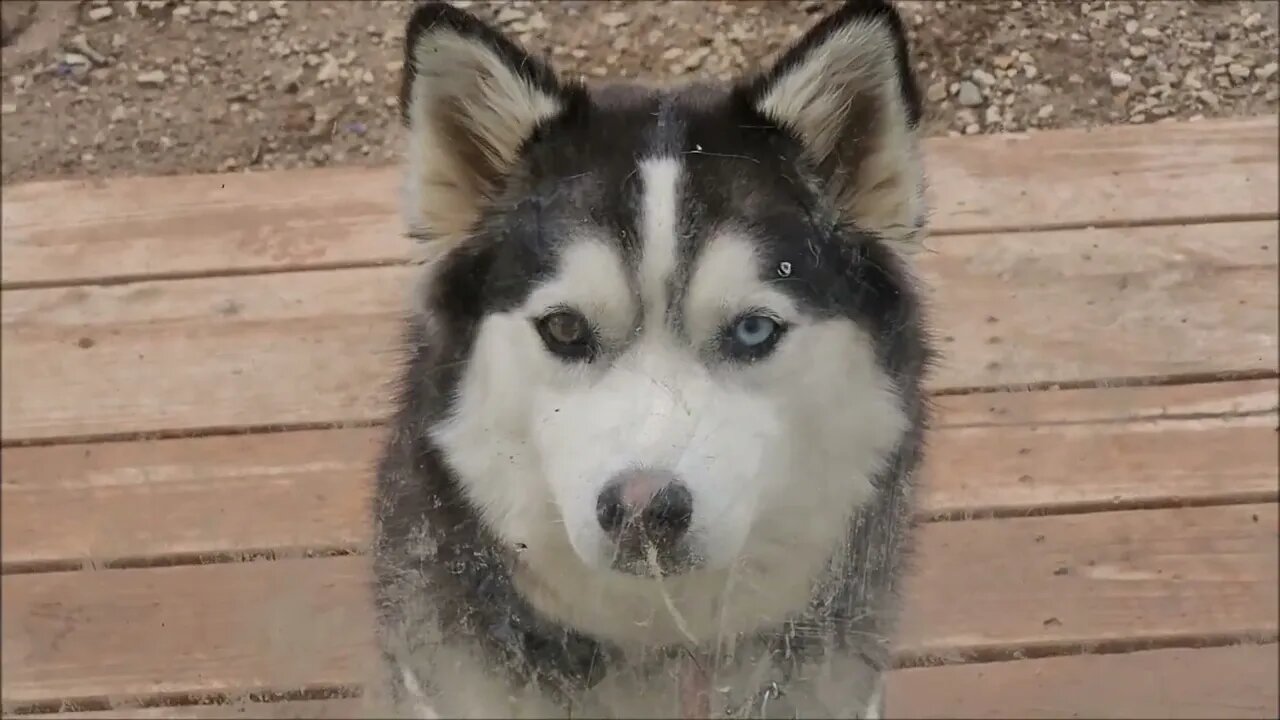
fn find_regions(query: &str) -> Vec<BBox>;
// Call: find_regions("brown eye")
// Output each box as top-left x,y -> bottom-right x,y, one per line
535,309 -> 596,361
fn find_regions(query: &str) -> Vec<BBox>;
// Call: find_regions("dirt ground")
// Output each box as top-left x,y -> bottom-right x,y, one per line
1,0 -> 1277,185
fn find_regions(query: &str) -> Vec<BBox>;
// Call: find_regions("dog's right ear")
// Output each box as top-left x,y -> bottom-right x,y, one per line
398,2 -> 576,245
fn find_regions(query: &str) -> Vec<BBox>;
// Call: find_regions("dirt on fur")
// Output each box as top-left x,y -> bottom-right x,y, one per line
1,0 -> 1277,185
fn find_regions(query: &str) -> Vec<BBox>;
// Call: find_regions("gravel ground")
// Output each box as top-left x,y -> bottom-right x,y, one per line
1,0 -> 1277,185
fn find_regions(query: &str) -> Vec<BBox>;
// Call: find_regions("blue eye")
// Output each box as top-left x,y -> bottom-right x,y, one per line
723,313 -> 786,361
734,315 -> 777,347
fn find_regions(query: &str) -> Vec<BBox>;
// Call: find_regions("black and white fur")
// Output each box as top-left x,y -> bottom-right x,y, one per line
372,1 -> 934,717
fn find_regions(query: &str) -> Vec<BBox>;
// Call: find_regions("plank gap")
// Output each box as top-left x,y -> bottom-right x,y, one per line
0,546 -> 360,577
936,406 -> 1279,430
923,492 -> 1280,522
7,372 -> 1275,450
894,631 -> 1280,670
6,496 -> 1274,577
0,684 -> 361,718
931,369 -> 1280,397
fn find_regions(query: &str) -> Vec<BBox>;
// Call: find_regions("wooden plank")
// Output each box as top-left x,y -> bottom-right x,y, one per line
4,700 -> 369,719
0,558 -> 378,710
0,429 -> 382,571
933,377 -> 1278,428
2,117 -> 1274,287
921,221 -> 1278,389
3,384 -> 1274,570
0,266 -> 410,442
2,505 -> 1275,707
0,167 -> 406,287
920,115 -> 1278,234
12,645 -> 1278,718
4,222 -> 1275,442
895,504 -> 1279,663
886,643 -> 1280,719
917,412 -> 1280,520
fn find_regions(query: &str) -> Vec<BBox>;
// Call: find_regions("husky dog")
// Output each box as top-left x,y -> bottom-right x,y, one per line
372,1 -> 933,717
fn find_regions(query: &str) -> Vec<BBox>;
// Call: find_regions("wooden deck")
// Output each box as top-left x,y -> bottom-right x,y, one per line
2,116 -> 1278,719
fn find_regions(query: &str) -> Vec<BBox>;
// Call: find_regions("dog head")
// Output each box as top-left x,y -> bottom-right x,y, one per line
398,1 -> 929,583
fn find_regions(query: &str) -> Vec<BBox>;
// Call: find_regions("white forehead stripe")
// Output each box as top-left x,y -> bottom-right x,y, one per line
638,157 -> 683,329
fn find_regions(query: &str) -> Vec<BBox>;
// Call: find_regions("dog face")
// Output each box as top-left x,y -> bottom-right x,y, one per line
399,1 -> 928,584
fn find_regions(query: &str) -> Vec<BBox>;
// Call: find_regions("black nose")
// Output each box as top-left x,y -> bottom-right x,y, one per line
596,476 -> 694,548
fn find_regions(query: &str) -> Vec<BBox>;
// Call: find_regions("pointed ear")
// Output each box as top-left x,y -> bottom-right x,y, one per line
741,0 -> 926,251
398,2 -> 578,246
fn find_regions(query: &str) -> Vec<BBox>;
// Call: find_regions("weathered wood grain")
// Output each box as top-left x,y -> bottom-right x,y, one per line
12,644 -> 1278,719
3,505 -> 1275,707
4,223 -> 1275,442
2,117 -> 1274,287
886,643 -> 1280,719
3,392 -> 1275,570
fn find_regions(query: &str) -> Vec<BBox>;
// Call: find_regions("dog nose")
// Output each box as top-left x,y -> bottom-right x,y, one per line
596,469 -> 693,546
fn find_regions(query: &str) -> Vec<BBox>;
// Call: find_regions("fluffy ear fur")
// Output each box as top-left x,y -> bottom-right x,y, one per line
398,2 -> 577,247
741,0 -> 927,252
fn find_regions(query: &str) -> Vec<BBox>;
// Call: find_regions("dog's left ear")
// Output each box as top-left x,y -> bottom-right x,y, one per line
740,0 -> 926,251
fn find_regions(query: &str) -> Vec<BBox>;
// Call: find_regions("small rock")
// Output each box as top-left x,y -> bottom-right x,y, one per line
1198,89 -> 1220,108
1256,62 -> 1278,81
984,105 -> 1001,125
600,11 -> 630,29
215,0 -> 236,14
1123,19 -> 1138,34
1139,27 -> 1161,39
971,68 -> 996,86
88,5 -> 114,21
1024,65 -> 1038,80
136,70 -> 167,86
1037,104 -> 1054,119
925,81 -> 947,103
67,34 -> 109,66
1109,70 -> 1132,89
109,106 -> 127,122
1128,45 -> 1147,59
1228,63 -> 1251,81
316,56 -> 340,83
494,7 -> 524,24
963,123 -> 980,135
0,103 -> 16,115
956,80 -> 983,107
62,53 -> 92,67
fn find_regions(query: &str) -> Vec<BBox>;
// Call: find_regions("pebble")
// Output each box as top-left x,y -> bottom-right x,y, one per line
1,103 -> 16,115
925,81 -> 947,102
600,12 -> 631,29
316,57 -> 340,83
88,6 -> 114,21
956,81 -> 983,107
971,68 -> 996,86
1257,62 -> 1278,81
136,70 -> 167,86
1109,70 -> 1133,89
